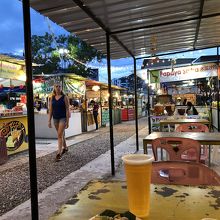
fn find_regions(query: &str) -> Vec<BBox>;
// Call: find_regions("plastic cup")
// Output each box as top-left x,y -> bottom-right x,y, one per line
122,154 -> 154,218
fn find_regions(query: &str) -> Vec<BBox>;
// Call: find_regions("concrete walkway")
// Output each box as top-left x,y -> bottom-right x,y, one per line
0,128 -> 107,173
1,126 -> 149,220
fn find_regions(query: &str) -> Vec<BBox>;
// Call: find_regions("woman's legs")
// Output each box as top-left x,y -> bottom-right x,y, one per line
54,120 -> 66,155
57,122 -> 66,154
62,131 -> 68,151
93,113 -> 98,130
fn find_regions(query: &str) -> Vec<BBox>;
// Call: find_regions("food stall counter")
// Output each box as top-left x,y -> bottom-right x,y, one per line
34,111 -> 82,138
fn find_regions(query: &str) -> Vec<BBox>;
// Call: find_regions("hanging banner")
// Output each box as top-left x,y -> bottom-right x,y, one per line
150,70 -> 160,83
64,77 -> 86,95
0,61 -> 25,80
159,63 -> 218,83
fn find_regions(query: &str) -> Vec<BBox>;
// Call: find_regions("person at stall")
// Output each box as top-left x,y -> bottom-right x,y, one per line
91,100 -> 99,130
183,98 -> 187,106
186,101 -> 198,115
176,97 -> 182,105
48,83 -> 70,162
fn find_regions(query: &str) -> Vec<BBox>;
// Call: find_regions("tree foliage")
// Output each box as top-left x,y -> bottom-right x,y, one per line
32,32 -> 105,77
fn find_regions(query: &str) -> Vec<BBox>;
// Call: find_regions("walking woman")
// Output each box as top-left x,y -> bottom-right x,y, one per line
48,83 -> 69,161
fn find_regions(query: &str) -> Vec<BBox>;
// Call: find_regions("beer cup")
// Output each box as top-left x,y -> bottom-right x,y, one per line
122,154 -> 154,218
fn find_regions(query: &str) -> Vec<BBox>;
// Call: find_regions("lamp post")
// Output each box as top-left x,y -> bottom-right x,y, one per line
58,48 -> 69,70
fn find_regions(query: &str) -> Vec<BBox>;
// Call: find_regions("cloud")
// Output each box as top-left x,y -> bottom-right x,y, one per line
0,0 -> 67,54
0,0 -> 144,81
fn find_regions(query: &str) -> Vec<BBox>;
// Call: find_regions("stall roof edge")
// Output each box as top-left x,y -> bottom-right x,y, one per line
0,54 -> 39,66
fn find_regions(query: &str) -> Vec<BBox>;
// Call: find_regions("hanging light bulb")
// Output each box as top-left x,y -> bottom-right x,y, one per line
92,85 -> 100,91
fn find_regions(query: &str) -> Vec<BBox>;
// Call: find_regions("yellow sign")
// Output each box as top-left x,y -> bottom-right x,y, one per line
0,116 -> 28,155
0,61 -> 26,81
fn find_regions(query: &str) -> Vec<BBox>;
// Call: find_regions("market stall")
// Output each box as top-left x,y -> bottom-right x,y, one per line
85,80 -> 123,129
147,62 -> 217,132
0,55 -> 28,155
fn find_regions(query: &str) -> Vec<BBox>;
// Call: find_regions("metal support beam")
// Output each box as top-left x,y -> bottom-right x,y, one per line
106,33 -> 115,176
147,71 -> 151,134
110,12 -> 220,35
193,0 -> 205,49
217,47 -> 220,132
136,46 -> 217,61
22,0 -> 39,219
133,57 -> 139,151
72,0 -> 133,57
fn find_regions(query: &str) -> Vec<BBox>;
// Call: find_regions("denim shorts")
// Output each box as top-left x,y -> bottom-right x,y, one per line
53,118 -> 67,126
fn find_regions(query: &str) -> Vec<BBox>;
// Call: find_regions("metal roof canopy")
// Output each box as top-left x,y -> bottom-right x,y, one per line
30,0 -> 220,59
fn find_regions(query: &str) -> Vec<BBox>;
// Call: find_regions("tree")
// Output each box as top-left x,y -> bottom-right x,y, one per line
32,33 -> 105,77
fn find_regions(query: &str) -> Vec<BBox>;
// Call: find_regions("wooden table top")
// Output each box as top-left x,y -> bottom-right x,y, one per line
143,132 -> 220,145
50,180 -> 220,220
159,118 -> 209,125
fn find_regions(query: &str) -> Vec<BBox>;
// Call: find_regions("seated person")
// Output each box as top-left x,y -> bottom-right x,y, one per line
186,102 -> 198,115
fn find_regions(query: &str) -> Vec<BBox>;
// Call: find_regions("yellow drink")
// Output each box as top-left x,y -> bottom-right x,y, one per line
122,154 -> 154,218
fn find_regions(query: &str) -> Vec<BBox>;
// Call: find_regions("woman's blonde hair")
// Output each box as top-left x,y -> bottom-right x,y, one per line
52,83 -> 65,97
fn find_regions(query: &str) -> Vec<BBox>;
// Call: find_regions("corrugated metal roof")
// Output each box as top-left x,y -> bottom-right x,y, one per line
30,0 -> 220,59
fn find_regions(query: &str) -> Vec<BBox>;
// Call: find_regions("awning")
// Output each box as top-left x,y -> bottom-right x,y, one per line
30,0 -> 220,59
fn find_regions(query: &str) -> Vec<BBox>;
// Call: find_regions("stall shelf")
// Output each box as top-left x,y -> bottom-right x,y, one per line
34,111 -> 82,138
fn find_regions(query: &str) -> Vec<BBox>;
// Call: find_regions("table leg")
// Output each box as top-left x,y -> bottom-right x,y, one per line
143,141 -> 148,154
161,148 -> 163,160
208,145 -> 211,167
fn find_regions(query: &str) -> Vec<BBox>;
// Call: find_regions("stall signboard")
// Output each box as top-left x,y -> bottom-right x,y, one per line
0,117 -> 28,155
0,61 -> 25,81
160,63 -> 218,83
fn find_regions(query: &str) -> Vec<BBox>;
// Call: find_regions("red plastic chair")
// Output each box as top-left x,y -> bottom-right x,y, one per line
175,123 -> 209,163
152,137 -> 201,163
151,161 -> 220,186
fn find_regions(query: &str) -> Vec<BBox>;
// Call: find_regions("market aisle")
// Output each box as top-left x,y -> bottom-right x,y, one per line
0,117 -> 148,220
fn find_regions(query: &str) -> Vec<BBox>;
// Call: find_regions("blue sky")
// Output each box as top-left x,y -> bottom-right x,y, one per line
0,0 -> 217,82
0,0 -> 143,82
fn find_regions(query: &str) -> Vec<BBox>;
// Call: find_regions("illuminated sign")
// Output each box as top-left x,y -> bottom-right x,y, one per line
160,63 -> 217,82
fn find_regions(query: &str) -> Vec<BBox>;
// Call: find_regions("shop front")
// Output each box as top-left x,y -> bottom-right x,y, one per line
0,56 -> 28,155
85,80 -> 123,129
148,63 -> 218,131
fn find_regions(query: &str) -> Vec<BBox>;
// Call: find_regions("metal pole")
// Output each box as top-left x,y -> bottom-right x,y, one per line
100,86 -> 102,126
147,71 -> 151,134
127,89 -> 129,120
133,57 -> 139,151
106,33 -> 115,175
217,47 -> 220,132
22,0 -> 39,219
